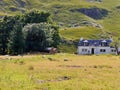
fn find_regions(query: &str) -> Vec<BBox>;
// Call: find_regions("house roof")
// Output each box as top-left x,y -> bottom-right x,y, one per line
78,39 -> 112,46
83,40 -> 88,42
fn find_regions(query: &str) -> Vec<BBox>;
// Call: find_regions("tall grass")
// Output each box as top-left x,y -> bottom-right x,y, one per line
0,54 -> 120,89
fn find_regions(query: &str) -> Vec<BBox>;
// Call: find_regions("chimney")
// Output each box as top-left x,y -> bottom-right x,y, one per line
110,36 -> 113,42
80,37 -> 84,41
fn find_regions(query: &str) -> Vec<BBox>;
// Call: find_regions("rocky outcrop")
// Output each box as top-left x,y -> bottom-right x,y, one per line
70,7 -> 109,20
86,0 -> 102,2
9,6 -> 18,12
116,6 -> 120,9
16,0 -> 26,7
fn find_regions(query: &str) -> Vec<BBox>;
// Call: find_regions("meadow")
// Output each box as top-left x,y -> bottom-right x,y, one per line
0,54 -> 120,90
60,26 -> 103,40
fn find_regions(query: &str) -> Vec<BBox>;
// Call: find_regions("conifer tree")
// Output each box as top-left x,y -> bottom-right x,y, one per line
8,21 -> 25,55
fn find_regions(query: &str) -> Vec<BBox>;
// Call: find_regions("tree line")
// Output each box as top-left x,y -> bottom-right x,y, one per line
0,10 -> 60,55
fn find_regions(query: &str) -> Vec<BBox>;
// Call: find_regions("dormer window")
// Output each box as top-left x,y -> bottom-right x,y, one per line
83,40 -> 89,46
101,40 -> 106,46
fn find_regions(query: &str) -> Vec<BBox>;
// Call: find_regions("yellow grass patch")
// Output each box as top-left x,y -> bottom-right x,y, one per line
0,54 -> 120,90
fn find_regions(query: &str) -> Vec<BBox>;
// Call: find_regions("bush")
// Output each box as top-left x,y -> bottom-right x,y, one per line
28,66 -> 34,70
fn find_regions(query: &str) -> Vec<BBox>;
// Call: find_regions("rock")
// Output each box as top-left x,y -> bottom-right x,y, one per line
16,0 -> 26,7
70,7 -> 108,19
86,0 -> 102,2
37,80 -> 45,84
9,6 -> 18,12
64,58 -> 68,61
62,76 -> 71,80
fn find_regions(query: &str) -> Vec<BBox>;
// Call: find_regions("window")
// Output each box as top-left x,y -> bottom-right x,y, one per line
111,50 -> 113,52
101,42 -> 108,46
111,49 -> 116,52
82,49 -> 87,52
100,49 -> 106,52
84,42 -> 89,46
103,49 -> 106,52
85,49 -> 87,52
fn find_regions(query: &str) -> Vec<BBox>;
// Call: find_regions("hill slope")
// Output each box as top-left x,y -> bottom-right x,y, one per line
0,0 -> 120,40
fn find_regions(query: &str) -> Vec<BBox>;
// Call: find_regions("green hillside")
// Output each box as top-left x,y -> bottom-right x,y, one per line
60,26 -> 103,40
0,0 -> 120,40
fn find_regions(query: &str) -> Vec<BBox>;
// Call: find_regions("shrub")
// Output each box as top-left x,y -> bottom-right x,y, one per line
28,66 -> 34,70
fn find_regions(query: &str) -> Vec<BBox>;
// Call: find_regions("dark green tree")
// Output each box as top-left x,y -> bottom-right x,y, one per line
8,21 -> 25,55
0,10 -> 56,54
22,10 -> 50,25
23,23 -> 60,52
52,26 -> 61,47
0,16 -> 20,54
23,23 -> 47,52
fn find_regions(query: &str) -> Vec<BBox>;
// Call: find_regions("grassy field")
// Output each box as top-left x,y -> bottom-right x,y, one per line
0,54 -> 120,90
60,26 -> 103,40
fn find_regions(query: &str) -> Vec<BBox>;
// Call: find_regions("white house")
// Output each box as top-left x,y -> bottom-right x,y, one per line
77,38 -> 117,55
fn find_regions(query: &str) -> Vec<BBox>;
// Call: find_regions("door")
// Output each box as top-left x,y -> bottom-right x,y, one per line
91,48 -> 94,54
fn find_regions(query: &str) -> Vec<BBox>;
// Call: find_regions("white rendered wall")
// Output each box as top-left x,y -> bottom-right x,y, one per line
78,46 -> 91,54
78,46 -> 116,55
95,47 -> 110,54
